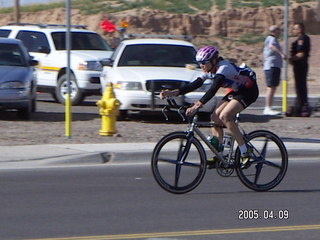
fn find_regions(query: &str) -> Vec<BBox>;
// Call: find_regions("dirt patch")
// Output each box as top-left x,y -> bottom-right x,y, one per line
0,105 -> 319,146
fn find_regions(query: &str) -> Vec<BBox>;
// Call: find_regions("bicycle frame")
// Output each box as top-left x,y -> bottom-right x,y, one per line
152,99 -> 289,193
186,114 -> 239,166
162,97 -> 241,166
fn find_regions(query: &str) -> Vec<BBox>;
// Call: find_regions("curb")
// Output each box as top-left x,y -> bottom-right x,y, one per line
0,140 -> 319,168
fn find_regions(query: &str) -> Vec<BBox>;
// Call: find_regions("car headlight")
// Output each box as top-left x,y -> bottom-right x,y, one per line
114,81 -> 143,91
78,61 -> 103,71
0,81 -> 26,89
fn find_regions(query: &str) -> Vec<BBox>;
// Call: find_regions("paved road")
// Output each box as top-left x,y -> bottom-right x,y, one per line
0,158 -> 319,240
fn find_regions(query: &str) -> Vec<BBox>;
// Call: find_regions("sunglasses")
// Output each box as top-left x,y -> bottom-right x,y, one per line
198,60 -> 210,65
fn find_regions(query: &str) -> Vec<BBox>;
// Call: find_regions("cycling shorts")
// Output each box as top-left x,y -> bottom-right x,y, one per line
222,82 -> 259,109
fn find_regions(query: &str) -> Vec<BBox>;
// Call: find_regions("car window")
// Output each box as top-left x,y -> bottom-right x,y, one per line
0,29 -> 11,38
118,44 -> 197,67
16,30 -> 50,53
52,32 -> 112,51
0,43 -> 27,67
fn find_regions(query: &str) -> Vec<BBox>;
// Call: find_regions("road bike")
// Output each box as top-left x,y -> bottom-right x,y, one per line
151,99 -> 288,194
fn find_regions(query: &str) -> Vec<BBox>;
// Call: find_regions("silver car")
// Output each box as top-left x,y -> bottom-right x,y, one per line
0,38 -> 38,119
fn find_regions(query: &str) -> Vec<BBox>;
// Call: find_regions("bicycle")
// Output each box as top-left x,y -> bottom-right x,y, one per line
151,98 -> 288,194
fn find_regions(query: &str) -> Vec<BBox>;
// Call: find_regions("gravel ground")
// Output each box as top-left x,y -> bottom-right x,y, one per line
0,105 -> 319,146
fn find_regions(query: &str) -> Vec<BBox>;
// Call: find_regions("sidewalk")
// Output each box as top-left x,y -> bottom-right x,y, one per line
0,140 -> 319,169
0,142 -> 156,168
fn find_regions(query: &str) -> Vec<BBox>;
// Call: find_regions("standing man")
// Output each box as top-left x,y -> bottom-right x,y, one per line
263,25 -> 286,115
288,22 -> 311,117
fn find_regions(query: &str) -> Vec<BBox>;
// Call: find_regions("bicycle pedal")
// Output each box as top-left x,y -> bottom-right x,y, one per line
206,160 -> 216,169
240,160 -> 252,169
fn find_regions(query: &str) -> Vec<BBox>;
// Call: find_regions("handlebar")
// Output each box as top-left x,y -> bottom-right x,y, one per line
162,97 -> 241,126
162,97 -> 192,121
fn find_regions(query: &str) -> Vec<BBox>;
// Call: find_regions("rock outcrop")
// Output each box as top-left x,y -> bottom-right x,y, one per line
0,5 -> 319,38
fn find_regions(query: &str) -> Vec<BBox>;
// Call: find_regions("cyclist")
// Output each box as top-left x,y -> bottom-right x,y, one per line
160,46 -> 259,166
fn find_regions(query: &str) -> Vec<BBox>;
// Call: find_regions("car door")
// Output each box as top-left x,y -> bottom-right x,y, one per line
16,30 -> 58,87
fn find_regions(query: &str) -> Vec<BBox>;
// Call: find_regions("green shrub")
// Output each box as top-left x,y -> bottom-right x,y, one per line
261,0 -> 283,7
0,0 -> 316,14
187,0 -> 214,11
238,33 -> 265,45
215,0 -> 227,10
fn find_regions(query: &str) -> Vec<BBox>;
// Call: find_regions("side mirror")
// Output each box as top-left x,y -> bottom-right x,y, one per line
30,59 -> 39,66
101,58 -> 113,66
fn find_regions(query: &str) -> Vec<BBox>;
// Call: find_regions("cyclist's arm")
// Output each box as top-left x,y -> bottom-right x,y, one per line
199,74 -> 225,104
179,77 -> 205,95
160,77 -> 204,99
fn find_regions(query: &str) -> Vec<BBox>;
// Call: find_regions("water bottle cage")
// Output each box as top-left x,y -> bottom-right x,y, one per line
223,135 -> 232,148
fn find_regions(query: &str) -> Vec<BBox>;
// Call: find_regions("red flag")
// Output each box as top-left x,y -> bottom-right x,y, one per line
100,19 -> 117,33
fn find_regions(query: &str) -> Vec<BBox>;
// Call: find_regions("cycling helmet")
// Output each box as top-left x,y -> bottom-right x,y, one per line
196,46 -> 219,63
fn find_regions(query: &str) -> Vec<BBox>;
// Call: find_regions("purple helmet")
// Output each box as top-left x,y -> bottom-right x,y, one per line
196,46 -> 219,62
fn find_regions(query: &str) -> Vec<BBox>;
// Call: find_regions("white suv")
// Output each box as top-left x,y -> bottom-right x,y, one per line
100,38 -> 216,118
0,23 -> 113,105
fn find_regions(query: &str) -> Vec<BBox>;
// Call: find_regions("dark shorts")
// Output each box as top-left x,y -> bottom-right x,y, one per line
265,67 -> 281,87
222,82 -> 259,109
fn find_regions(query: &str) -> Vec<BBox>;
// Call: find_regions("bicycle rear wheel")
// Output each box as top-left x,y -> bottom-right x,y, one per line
235,130 -> 288,191
151,131 -> 207,194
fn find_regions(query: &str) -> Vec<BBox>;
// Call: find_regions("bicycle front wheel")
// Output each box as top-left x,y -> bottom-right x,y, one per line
235,130 -> 288,191
151,131 -> 207,194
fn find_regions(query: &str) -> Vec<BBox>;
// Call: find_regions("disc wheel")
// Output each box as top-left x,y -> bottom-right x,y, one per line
235,130 -> 288,191
151,132 -> 207,194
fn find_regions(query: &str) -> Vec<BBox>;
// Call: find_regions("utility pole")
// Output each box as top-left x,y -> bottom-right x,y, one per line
282,0 -> 289,113
317,0 -> 320,21
15,0 -> 20,23
65,0 -> 72,139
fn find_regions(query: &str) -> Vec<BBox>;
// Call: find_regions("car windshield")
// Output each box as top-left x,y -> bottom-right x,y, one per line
52,32 -> 112,51
0,43 -> 27,66
118,44 -> 197,67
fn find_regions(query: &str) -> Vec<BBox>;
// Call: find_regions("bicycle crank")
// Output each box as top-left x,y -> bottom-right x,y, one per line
216,159 -> 235,177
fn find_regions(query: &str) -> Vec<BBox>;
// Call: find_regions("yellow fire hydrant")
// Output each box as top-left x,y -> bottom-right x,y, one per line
97,83 -> 121,136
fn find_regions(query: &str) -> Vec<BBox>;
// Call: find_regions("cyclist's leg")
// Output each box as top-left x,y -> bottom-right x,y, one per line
219,99 -> 254,167
230,85 -> 259,163
210,100 -> 228,143
218,99 -> 245,146
226,84 -> 259,147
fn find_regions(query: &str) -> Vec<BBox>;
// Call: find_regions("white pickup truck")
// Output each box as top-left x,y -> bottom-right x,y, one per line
100,37 -> 216,119
0,23 -> 113,105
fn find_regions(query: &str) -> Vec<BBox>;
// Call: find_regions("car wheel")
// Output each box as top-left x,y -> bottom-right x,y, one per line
17,102 -> 31,120
55,74 -> 85,105
117,110 -> 128,120
51,92 -> 58,102
31,97 -> 37,112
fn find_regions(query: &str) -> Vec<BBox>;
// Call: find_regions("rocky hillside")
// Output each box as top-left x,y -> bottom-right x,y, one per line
0,2 -> 319,95
1,4 -> 318,54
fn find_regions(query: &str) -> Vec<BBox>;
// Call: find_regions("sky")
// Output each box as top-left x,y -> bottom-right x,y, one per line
0,0 -> 63,8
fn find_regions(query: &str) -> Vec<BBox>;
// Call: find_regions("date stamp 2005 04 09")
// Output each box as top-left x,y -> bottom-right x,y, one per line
238,209 -> 289,220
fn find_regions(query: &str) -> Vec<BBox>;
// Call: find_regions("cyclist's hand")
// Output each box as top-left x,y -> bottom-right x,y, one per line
186,101 -> 202,116
160,89 -> 179,99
